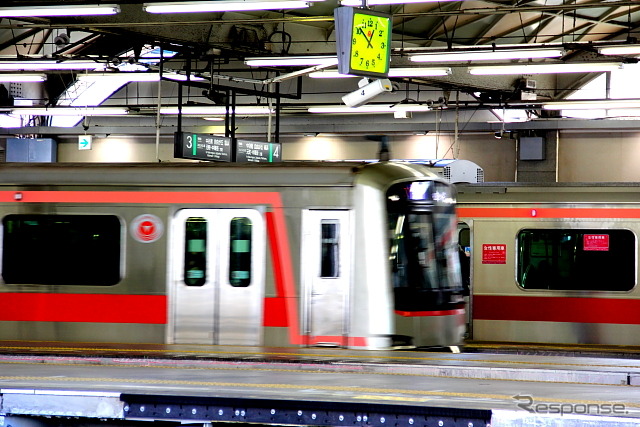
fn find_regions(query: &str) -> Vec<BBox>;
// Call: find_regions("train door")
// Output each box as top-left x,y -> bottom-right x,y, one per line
169,209 -> 266,345
301,210 -> 352,347
457,222 -> 472,338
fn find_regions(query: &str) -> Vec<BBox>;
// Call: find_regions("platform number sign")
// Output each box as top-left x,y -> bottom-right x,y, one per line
174,132 -> 281,163
177,132 -> 232,162
236,140 -> 282,163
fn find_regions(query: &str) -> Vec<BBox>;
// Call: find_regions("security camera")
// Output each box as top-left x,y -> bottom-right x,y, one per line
494,130 -> 514,139
54,33 -> 70,48
342,78 -> 393,108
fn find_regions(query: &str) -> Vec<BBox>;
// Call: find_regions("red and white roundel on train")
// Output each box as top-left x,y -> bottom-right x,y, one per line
130,214 -> 164,243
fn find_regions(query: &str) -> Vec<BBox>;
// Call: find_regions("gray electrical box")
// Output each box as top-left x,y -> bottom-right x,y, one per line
519,136 -> 545,161
6,138 -> 57,163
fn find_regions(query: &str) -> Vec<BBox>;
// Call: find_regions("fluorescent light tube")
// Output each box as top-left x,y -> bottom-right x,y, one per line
308,68 -> 451,78
469,63 -> 623,75
0,74 -> 46,82
245,56 -> 338,67
77,73 -> 205,83
162,73 -> 206,81
308,104 -> 432,113
160,106 -> 274,115
598,46 -> 640,56
12,107 -> 129,116
308,70 -> 355,78
0,5 -> 119,17
144,0 -> 309,13
341,0 -> 459,5
0,61 -> 102,71
410,49 -> 564,62
543,99 -> 640,110
388,67 -> 451,77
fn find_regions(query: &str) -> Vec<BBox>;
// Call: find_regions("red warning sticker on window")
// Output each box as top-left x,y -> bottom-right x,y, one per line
482,244 -> 507,264
584,234 -> 609,251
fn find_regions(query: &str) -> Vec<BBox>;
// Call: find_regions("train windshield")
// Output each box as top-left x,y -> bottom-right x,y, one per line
387,180 -> 463,311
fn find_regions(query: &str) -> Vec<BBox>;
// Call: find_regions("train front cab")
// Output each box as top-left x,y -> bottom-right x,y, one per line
360,168 -> 466,349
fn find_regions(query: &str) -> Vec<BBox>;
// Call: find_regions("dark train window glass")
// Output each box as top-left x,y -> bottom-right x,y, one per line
395,213 -> 437,289
320,220 -> 340,278
2,214 -> 121,286
229,217 -> 252,287
387,180 -> 463,311
518,229 -> 636,291
184,217 -> 207,286
387,182 -> 461,288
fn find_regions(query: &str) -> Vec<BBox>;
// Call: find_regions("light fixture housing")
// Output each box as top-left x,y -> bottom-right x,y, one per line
469,63 -> 623,75
0,5 -> 120,17
598,45 -> 640,56
144,0 -> 310,13
0,61 -> 103,71
410,48 -> 565,62
159,106 -> 275,115
11,107 -> 129,116
245,56 -> 338,67
387,67 -> 452,77
308,68 -> 451,78
542,99 -> 640,110
0,74 -> 46,82
77,73 -> 206,83
340,0 -> 459,5
308,104 -> 433,113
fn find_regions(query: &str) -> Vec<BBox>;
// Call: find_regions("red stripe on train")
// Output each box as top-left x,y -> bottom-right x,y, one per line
395,308 -> 465,317
457,207 -> 640,219
474,295 -> 640,324
0,293 -> 167,324
0,191 -> 282,205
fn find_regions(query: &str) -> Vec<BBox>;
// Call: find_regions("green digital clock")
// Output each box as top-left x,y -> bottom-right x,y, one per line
335,7 -> 392,78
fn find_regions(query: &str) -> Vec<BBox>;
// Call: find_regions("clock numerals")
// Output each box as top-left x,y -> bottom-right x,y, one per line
357,57 -> 377,70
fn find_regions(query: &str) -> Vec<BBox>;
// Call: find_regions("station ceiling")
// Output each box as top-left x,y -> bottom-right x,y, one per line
1,0 -> 640,136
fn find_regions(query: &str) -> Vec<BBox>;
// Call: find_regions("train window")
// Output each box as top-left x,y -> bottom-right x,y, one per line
184,217 -> 207,286
2,214 -> 121,286
320,220 -> 340,278
517,229 -> 636,291
229,217 -> 252,287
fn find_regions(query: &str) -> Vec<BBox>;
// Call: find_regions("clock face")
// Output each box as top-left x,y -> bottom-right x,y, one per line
349,10 -> 391,76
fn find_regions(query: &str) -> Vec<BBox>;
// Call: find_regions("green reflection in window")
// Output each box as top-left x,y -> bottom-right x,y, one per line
229,217 -> 252,287
184,217 -> 207,286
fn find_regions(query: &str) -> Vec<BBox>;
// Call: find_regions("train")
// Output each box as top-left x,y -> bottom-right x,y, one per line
0,161 -> 465,350
456,182 -> 640,346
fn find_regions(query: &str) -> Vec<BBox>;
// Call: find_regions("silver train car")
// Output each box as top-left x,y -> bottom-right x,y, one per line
456,182 -> 640,346
0,161 -> 465,350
